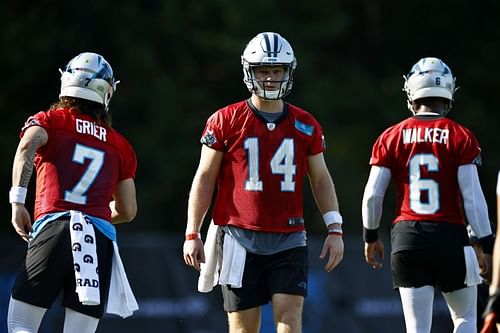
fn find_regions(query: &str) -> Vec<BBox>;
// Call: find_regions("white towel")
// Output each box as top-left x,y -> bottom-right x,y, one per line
463,245 -> 482,286
219,232 -> 246,288
198,222 -> 221,292
70,210 -> 100,306
106,241 -> 139,318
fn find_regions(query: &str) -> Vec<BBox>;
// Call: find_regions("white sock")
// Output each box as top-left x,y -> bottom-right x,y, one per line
399,286 -> 435,333
63,307 -> 99,333
7,297 -> 46,333
442,286 -> 477,333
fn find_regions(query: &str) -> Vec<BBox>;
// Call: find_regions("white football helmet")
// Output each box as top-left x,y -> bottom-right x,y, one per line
59,52 -> 118,110
403,57 -> 457,114
241,32 -> 297,100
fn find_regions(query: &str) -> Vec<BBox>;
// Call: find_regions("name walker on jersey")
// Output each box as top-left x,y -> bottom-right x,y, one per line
402,127 -> 449,145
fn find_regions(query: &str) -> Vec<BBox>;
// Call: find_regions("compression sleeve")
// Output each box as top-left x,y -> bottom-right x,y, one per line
362,166 -> 392,230
458,164 -> 492,239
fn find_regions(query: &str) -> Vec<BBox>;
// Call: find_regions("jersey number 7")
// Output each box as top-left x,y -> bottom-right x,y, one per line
64,143 -> 105,205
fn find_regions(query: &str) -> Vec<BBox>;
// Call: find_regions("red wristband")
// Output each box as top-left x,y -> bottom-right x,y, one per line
328,231 -> 343,236
185,232 -> 201,240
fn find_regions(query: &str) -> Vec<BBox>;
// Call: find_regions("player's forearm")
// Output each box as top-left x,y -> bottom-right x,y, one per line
458,165 -> 492,239
362,166 -> 391,242
186,176 -> 215,233
12,126 -> 48,188
109,178 -> 137,224
310,173 -> 339,214
362,191 -> 384,230
110,200 -> 137,224
12,140 -> 38,188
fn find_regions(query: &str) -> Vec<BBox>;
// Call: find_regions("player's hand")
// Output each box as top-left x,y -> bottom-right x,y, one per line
11,203 -> 32,242
183,238 -> 205,271
364,239 -> 384,269
481,292 -> 500,333
480,312 -> 497,333
320,234 -> 344,272
479,254 -> 492,284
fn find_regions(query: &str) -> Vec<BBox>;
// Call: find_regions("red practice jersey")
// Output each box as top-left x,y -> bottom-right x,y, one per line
201,100 -> 325,233
370,115 -> 481,225
22,108 -> 137,222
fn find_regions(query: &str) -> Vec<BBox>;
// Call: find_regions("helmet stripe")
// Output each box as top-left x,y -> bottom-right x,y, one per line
272,33 -> 278,57
263,33 -> 273,57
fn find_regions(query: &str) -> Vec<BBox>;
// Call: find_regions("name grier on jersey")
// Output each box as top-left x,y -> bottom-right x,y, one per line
75,119 -> 107,142
402,127 -> 449,145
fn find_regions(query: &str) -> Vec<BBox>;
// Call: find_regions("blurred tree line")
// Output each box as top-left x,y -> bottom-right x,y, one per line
0,0 -> 499,236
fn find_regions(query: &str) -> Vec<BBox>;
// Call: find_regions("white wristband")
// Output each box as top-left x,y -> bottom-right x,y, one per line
9,186 -> 27,204
323,211 -> 343,227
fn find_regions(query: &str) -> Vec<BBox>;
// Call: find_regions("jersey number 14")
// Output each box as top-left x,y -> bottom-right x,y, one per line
244,137 -> 296,192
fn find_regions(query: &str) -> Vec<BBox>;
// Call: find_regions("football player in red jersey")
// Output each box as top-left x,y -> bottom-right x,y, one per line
183,32 -> 344,333
8,52 -> 137,332
362,57 -> 494,333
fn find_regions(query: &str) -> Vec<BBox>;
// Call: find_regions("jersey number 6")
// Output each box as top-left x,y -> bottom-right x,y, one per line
409,153 -> 440,214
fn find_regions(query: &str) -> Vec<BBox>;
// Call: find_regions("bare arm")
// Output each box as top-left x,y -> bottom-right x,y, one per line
10,125 -> 48,241
186,145 -> 223,234
12,126 -> 48,187
307,153 -> 343,272
110,178 -> 137,224
307,153 -> 339,213
183,145 -> 223,271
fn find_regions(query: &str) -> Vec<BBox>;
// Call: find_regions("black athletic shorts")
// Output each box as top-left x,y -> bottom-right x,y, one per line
391,248 -> 467,293
11,218 -> 113,318
221,246 -> 308,312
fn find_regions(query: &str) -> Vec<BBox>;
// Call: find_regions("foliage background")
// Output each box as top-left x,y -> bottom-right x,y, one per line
0,0 -> 499,236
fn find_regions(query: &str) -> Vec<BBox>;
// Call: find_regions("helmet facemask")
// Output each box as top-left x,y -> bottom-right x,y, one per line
243,63 -> 295,100
241,32 -> 297,100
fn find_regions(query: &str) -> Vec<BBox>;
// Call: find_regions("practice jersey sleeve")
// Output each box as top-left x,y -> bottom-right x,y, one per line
118,137 -> 137,180
200,110 -> 226,152
21,111 -> 51,137
369,129 -> 393,168
455,126 -> 481,166
305,117 -> 325,156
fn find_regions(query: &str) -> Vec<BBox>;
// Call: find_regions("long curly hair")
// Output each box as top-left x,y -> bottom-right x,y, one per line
49,97 -> 112,127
